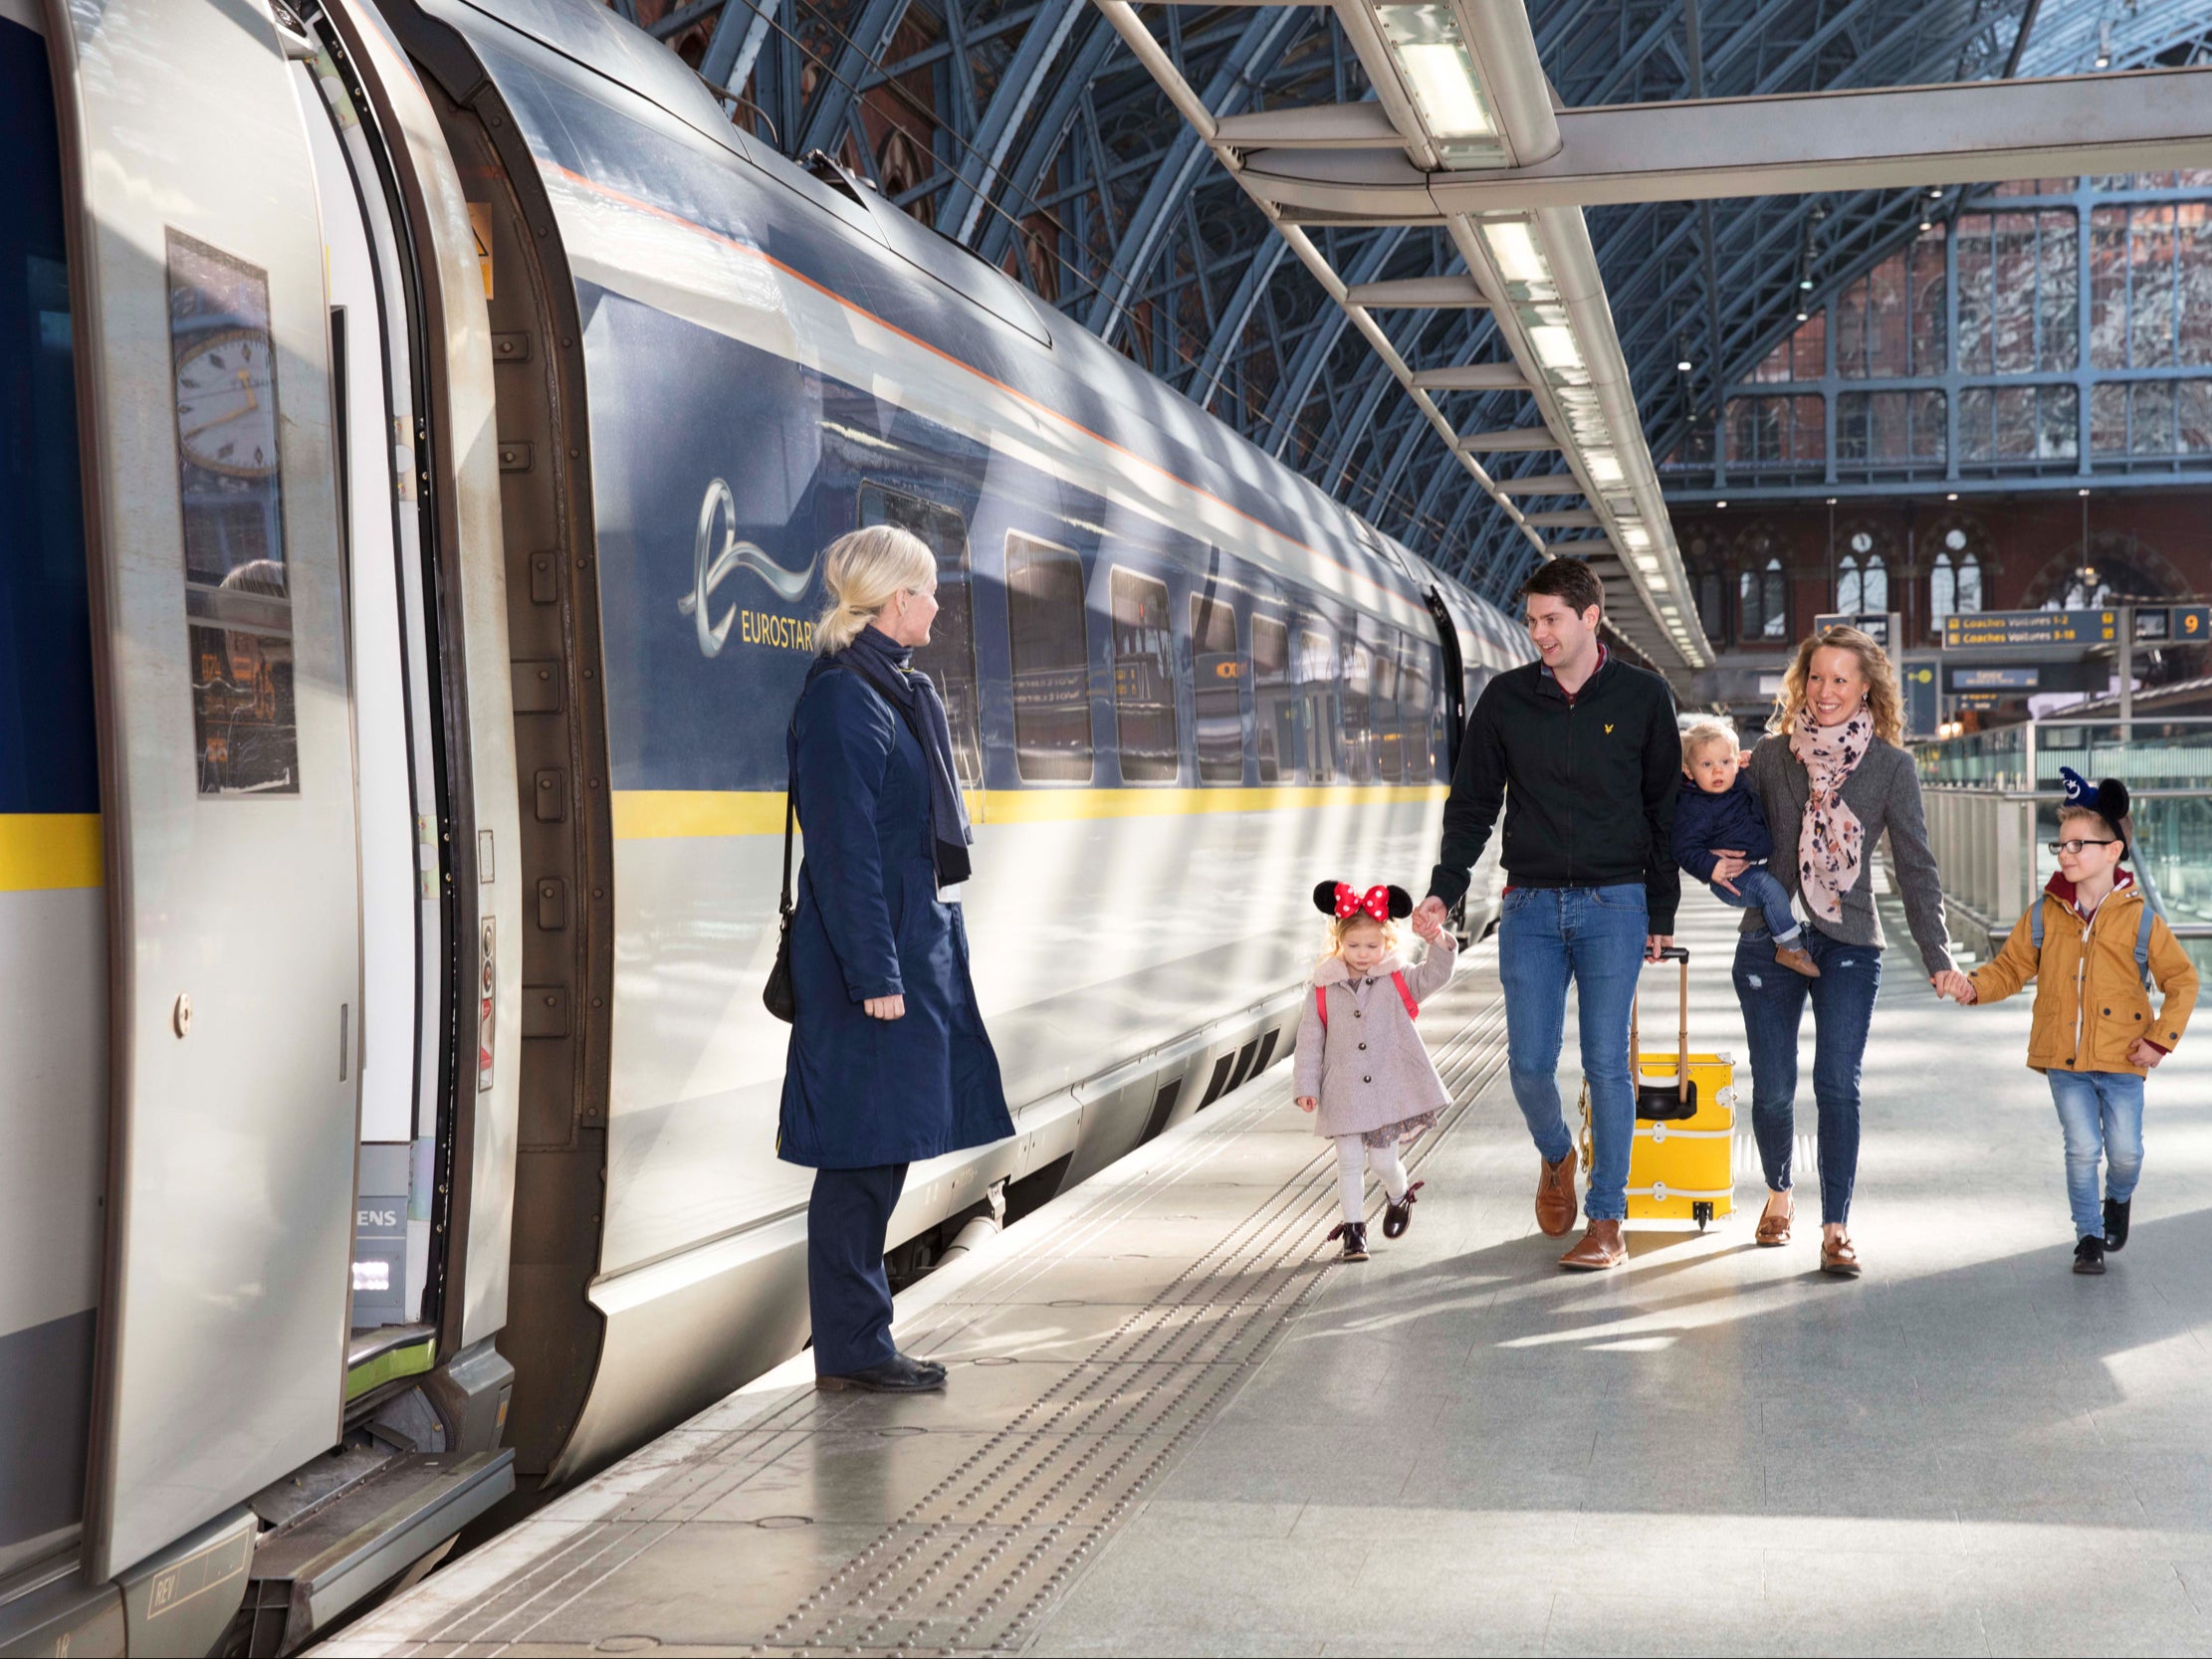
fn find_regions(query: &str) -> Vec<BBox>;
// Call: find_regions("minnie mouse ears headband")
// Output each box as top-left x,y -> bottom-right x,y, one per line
2059,766 -> 2132,852
1312,881 -> 1414,922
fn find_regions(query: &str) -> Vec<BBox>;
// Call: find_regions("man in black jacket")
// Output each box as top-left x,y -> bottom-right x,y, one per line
1414,560 -> 1679,1271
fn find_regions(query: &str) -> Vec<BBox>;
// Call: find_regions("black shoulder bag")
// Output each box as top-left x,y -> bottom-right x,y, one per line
763,782 -> 797,1022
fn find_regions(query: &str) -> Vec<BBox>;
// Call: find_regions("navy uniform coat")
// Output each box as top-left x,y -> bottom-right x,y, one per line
777,660 -> 1012,1168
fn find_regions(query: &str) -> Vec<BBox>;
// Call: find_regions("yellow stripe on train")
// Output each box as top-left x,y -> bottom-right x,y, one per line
608,784 -> 1447,841
0,814 -> 104,891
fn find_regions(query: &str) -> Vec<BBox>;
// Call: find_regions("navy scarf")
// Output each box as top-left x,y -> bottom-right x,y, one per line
837,626 -> 974,888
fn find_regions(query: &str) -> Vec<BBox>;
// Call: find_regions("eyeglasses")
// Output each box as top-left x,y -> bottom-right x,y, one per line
2046,838 -> 2119,855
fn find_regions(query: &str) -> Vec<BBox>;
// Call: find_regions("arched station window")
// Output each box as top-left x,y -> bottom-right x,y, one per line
1837,530 -> 1886,613
1929,527 -> 1984,630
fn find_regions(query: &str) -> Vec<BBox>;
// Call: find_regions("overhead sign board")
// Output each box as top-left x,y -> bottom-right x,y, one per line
1815,611 -> 1900,649
1942,609 -> 2116,649
1814,614 -> 1901,654
2172,605 -> 2212,643
1950,666 -> 2040,691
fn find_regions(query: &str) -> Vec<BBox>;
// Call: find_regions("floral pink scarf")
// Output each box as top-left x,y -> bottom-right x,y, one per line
1790,703 -> 1872,925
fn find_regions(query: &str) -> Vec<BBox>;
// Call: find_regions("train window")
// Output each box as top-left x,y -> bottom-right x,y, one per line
1190,593 -> 1243,784
1373,643 -> 1402,783
165,231 -> 300,795
1340,638 -> 1374,784
1111,568 -> 1180,783
1296,628 -> 1338,782
1251,614 -> 1290,784
1004,531 -> 1093,782
858,482 -> 981,785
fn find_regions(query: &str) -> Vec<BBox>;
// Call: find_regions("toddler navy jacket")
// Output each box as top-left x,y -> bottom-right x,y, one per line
1670,772 -> 1774,884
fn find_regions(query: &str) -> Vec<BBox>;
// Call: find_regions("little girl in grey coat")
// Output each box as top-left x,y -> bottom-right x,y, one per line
1293,881 -> 1459,1261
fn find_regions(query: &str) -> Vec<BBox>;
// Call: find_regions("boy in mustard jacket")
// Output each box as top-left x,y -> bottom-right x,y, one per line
1935,769 -> 2197,1275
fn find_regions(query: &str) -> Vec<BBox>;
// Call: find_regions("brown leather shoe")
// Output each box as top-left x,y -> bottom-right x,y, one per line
1535,1146 -> 1580,1237
1820,1230 -> 1862,1278
1559,1218 -> 1626,1271
1775,943 -> 1822,977
1754,1192 -> 1793,1247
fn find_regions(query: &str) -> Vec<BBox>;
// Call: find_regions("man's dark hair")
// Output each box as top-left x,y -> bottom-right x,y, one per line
1519,558 -> 1605,620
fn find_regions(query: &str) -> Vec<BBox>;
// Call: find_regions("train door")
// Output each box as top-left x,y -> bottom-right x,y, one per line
0,0 -> 105,1587
41,0 -> 365,1580
292,29 -> 448,1364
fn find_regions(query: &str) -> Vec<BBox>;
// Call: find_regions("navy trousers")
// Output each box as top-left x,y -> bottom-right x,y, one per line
807,1162 -> 909,1376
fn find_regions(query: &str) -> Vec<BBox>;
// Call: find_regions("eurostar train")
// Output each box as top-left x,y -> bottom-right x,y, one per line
0,0 -> 1534,1648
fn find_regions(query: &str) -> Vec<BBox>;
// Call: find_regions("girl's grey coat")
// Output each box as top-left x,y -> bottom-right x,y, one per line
1291,937 -> 1458,1139
1741,734 -> 1954,976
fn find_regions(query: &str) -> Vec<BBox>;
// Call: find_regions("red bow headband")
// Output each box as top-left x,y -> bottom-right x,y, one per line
1312,881 -> 1413,923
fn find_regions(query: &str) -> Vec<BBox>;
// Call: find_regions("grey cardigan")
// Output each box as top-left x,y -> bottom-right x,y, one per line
1292,937 -> 1457,1139
1742,734 -> 1953,976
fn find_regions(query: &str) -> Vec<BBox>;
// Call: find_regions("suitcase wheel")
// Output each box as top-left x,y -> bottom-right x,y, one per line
1692,1200 -> 1713,1232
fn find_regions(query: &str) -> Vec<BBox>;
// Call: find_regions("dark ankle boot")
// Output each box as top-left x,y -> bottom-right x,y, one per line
2102,1197 -> 2131,1252
1327,1220 -> 1369,1262
1382,1181 -> 1424,1239
2074,1235 -> 2106,1276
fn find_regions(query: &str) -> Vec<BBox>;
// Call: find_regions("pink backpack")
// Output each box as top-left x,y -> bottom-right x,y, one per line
1315,972 -> 1419,1029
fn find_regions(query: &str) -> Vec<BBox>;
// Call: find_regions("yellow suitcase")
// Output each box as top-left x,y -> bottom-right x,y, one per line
1579,945 -> 1738,1229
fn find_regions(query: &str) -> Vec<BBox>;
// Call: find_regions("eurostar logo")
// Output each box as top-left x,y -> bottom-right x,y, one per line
678,478 -> 818,658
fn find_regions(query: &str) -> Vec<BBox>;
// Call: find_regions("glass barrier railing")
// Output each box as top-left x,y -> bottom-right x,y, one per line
1917,718 -> 2212,792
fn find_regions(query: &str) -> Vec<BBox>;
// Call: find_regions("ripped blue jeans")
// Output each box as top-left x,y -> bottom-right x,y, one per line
1732,923 -> 1882,1226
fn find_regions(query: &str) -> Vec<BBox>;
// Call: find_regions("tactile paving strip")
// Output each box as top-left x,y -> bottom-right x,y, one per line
350,962 -> 1509,1657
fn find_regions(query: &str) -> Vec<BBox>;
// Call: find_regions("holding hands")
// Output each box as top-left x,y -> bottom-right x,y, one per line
1932,969 -> 1977,1004
1410,904 -> 1445,944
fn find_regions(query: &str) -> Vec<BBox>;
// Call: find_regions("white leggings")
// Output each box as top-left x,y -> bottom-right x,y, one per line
1335,1135 -> 1410,1224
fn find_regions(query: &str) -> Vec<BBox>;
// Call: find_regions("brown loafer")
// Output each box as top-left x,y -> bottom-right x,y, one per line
1755,1193 -> 1793,1247
1775,943 -> 1822,977
1559,1218 -> 1626,1271
1536,1146 -> 1580,1238
1820,1231 -> 1862,1278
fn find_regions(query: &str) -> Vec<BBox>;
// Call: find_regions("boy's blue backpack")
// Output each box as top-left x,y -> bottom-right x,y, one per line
2029,893 -> 2157,993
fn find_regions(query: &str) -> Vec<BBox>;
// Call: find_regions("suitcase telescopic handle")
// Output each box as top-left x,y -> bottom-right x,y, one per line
1630,946 -> 1694,1102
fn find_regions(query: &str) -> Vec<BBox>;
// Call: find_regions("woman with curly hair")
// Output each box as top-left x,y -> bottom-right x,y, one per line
1713,626 -> 1954,1277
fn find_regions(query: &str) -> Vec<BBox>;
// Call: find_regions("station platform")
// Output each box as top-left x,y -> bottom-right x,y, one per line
335,887 -> 2212,1657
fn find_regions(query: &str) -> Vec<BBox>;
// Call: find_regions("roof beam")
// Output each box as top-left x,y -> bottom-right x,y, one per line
1456,429 -> 1560,453
1410,364 -> 1531,392
1491,473 -> 1585,496
1346,276 -> 1487,309
1230,65 -> 2212,217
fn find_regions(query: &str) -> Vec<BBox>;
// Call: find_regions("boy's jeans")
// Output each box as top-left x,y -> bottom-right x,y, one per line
2046,1070 -> 2145,1240
1496,884 -> 1649,1223
1706,865 -> 1801,944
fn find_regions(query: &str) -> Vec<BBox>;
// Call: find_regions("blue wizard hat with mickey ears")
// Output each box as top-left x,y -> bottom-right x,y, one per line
2059,766 -> 2132,859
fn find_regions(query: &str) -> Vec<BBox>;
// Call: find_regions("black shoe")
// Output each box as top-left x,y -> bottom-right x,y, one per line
2103,1197 -> 2131,1253
2074,1235 -> 2106,1276
1382,1181 -> 1425,1240
816,1353 -> 948,1392
1328,1221 -> 1370,1262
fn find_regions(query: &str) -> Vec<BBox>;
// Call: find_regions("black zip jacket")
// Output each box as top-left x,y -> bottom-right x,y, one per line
1426,653 -> 1681,932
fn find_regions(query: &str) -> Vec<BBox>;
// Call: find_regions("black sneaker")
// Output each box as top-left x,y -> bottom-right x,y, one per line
2074,1235 -> 2106,1276
1382,1181 -> 1425,1240
2103,1197 -> 2131,1253
1328,1221 -> 1370,1262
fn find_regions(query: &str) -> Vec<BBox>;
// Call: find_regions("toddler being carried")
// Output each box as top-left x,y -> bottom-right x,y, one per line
1672,720 -> 1820,979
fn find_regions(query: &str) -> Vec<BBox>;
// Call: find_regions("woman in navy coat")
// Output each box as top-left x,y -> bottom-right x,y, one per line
780,525 -> 1012,1392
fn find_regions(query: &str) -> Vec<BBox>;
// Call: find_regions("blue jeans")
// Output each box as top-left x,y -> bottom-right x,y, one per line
1733,924 -> 1882,1225
1497,884 -> 1650,1223
2047,1070 -> 2144,1240
1706,866 -> 1802,945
